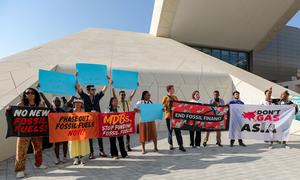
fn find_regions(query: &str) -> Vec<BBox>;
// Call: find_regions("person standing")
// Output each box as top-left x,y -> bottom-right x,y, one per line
277,90 -> 298,149
6,88 -> 48,178
228,91 -> 246,147
135,91 -> 159,154
107,97 -> 128,159
189,90 -> 203,148
76,76 -> 111,159
40,94 -> 70,164
162,85 -> 186,152
68,98 -> 90,165
112,86 -> 137,151
261,87 -> 275,149
203,90 -> 224,147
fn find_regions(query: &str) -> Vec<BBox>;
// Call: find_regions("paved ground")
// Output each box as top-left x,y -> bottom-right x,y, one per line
1,131 -> 300,180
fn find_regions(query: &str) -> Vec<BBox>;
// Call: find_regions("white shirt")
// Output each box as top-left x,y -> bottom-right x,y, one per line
135,100 -> 152,109
260,100 -> 274,105
189,99 -> 203,104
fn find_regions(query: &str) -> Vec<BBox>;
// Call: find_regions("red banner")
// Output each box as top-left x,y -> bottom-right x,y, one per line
99,111 -> 136,137
171,101 -> 229,131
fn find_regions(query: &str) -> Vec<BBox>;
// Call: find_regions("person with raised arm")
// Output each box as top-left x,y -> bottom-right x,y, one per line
112,85 -> 137,151
76,74 -> 111,159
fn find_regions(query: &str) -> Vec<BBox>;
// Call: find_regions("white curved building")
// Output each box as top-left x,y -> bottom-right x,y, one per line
0,0 -> 299,161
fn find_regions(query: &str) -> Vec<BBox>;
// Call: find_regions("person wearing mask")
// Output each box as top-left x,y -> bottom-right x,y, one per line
228,91 -> 246,147
277,90 -> 298,149
6,88 -> 48,178
189,90 -> 203,148
107,97 -> 128,159
261,87 -> 275,149
68,98 -> 90,165
76,76 -> 111,159
112,86 -> 137,152
203,90 -> 224,147
135,91 -> 158,154
162,85 -> 186,152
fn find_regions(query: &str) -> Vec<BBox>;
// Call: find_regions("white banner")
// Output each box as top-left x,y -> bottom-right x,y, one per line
229,104 -> 295,141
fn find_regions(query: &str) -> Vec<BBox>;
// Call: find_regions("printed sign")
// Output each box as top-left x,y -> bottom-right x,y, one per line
6,106 -> 50,138
48,112 -> 99,143
171,101 -> 229,131
99,111 -> 136,137
229,104 -> 295,141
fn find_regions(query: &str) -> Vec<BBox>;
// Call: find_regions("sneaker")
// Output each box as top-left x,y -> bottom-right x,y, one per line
89,153 -> 96,159
179,146 -> 186,152
112,156 -> 119,160
195,146 -> 200,149
73,158 -> 80,165
203,142 -> 207,147
62,157 -> 68,163
80,158 -> 85,165
127,146 -> 132,152
35,164 -> 48,169
99,151 -> 107,157
283,144 -> 290,149
239,143 -> 247,147
268,145 -> 273,149
216,143 -> 223,147
16,171 -> 25,178
54,158 -> 60,165
169,145 -> 174,150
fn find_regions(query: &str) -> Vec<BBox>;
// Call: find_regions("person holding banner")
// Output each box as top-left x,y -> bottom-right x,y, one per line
68,98 -> 90,165
40,93 -> 74,164
135,91 -> 158,154
76,77 -> 111,159
6,88 -> 48,178
189,90 -> 203,148
278,90 -> 298,148
203,90 -> 224,147
162,85 -> 186,152
107,97 -> 128,159
112,87 -> 137,152
228,91 -> 246,147
261,87 -> 276,149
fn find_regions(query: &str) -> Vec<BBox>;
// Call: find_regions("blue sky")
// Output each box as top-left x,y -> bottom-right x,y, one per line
0,1 -> 299,59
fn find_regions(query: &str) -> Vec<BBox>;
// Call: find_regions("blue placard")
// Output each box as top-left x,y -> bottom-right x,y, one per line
39,69 -> 76,96
76,63 -> 108,86
140,104 -> 164,122
291,97 -> 300,121
112,69 -> 138,90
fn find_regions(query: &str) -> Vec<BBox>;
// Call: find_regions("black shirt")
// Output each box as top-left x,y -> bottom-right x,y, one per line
79,91 -> 104,112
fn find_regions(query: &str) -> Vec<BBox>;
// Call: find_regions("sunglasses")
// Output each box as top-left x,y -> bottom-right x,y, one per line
25,91 -> 35,95
89,88 -> 96,91
120,94 -> 126,96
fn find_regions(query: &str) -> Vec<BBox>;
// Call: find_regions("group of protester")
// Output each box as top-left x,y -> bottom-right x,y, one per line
5,74 -> 298,178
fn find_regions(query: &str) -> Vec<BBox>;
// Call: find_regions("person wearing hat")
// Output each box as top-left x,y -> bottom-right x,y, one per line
68,98 -> 90,165
76,75 -> 112,159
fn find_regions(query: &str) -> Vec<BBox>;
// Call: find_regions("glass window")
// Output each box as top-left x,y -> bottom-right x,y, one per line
212,49 -> 221,59
230,51 -> 238,65
238,52 -> 248,70
202,48 -> 211,55
221,50 -> 229,62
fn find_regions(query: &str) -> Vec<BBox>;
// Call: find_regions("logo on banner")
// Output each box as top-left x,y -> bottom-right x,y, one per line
241,110 -> 280,133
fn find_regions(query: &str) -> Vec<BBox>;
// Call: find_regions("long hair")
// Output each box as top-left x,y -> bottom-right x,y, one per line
109,97 -> 118,111
192,90 -> 199,100
141,91 -> 152,103
22,88 -> 41,106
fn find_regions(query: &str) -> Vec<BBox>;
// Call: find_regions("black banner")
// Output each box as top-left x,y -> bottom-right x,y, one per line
6,106 -> 51,138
